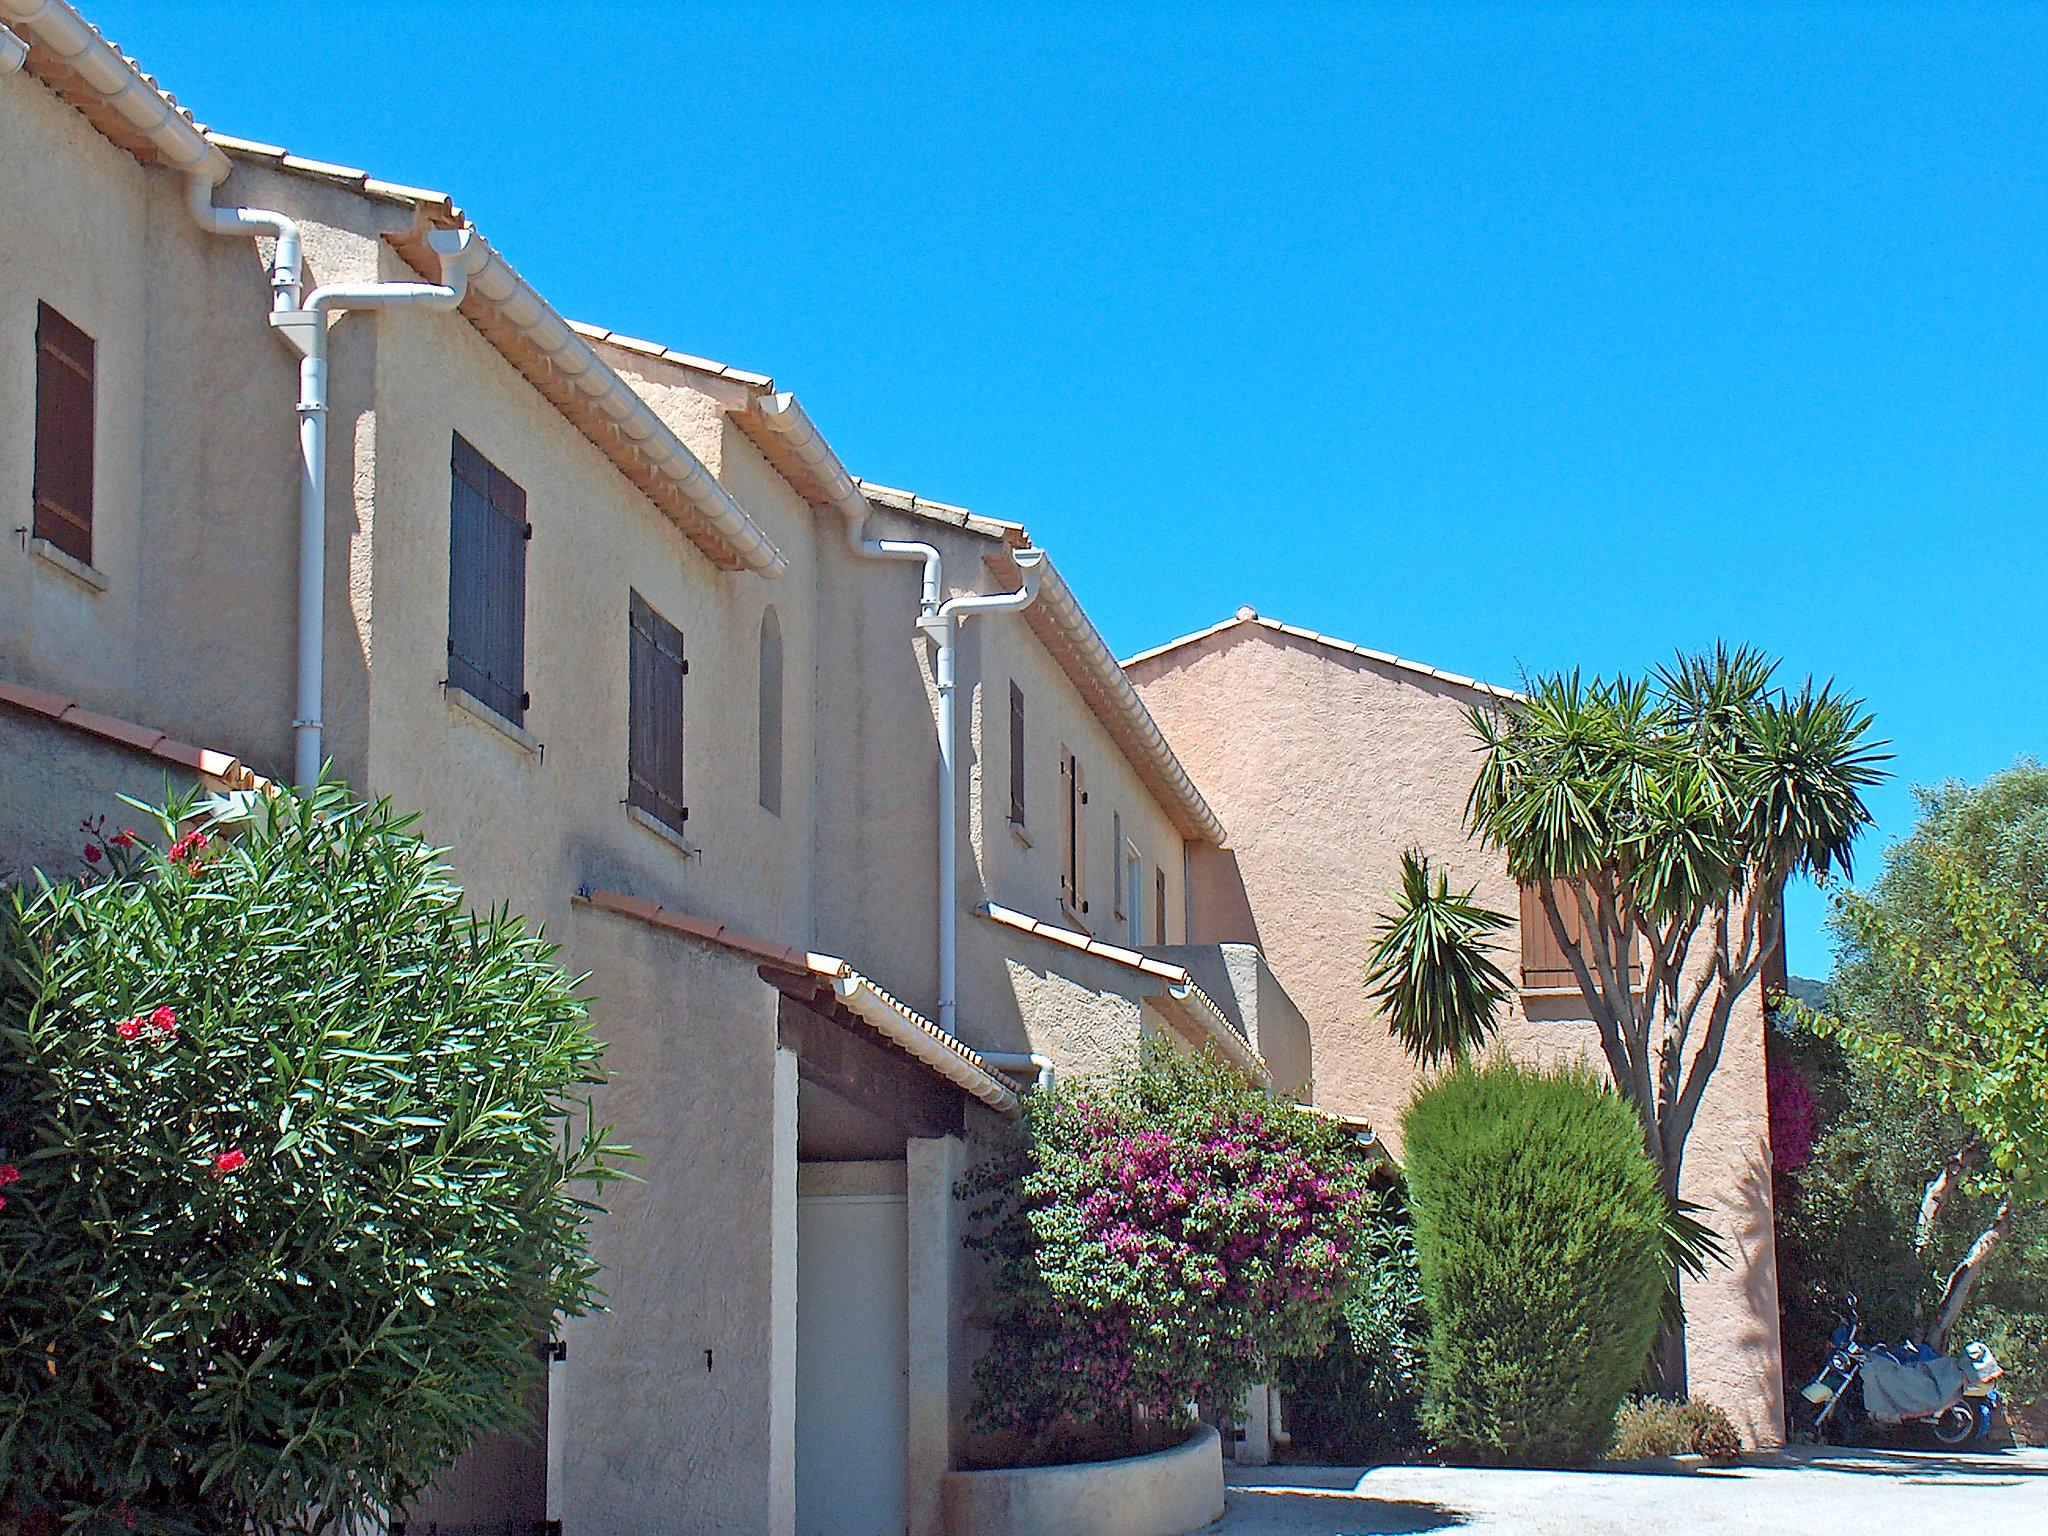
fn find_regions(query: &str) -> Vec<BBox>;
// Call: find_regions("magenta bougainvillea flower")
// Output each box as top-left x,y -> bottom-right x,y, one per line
1768,1061 -> 1820,1172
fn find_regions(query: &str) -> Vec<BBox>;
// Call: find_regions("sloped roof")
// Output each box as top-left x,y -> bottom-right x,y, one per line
1123,607 -> 1523,704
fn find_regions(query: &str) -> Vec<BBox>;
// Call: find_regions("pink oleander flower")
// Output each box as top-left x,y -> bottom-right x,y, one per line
115,1017 -> 143,1041
82,844 -> 102,864
212,1148 -> 248,1177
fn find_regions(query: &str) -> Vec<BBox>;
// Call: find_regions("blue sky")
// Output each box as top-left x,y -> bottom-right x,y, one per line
95,2 -> 2047,975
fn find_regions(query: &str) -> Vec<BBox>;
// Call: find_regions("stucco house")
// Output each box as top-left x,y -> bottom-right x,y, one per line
0,6 -> 1308,1535
1126,608 -> 1788,1447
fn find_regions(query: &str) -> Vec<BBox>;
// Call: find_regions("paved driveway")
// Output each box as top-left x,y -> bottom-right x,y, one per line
1215,1445 -> 2048,1534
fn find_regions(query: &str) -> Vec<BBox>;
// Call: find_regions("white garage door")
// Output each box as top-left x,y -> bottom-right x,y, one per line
796,1187 -> 909,1536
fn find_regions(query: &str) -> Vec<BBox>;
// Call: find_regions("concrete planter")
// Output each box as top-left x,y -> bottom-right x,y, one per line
941,1423 -> 1225,1536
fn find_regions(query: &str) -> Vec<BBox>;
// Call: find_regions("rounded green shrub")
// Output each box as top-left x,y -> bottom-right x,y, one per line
0,785 -> 625,1536
1401,1055 -> 1667,1464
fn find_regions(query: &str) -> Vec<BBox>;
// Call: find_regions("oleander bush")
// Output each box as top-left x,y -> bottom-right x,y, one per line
1275,1187 -> 1429,1461
1609,1396 -> 1743,1461
0,783 -> 626,1536
1403,1056 -> 1667,1465
962,1045 -> 1379,1466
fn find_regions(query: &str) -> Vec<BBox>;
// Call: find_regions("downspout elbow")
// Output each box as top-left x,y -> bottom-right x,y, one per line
0,22 -> 27,74
979,1051 -> 1056,1094
187,171 -> 303,312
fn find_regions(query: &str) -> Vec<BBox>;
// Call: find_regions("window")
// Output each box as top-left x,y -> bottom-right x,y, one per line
1124,841 -> 1143,946
1519,881 -> 1642,992
1007,682 -> 1026,826
758,607 -> 783,815
1111,812 -> 1126,921
1059,747 -> 1087,919
33,302 -> 95,566
1154,866 -> 1168,946
447,434 -> 529,725
628,590 -> 688,836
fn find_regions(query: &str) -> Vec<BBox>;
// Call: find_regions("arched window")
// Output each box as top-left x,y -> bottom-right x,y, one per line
758,606 -> 784,815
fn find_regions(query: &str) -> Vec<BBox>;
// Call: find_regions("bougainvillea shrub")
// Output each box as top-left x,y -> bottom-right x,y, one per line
0,784 -> 625,1536
961,1045 -> 1379,1464
1767,1060 -> 1821,1173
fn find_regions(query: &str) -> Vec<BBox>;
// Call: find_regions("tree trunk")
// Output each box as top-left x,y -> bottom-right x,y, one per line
1926,1194 -> 2015,1355
1647,1313 -> 1689,1401
1915,1142 -> 1979,1257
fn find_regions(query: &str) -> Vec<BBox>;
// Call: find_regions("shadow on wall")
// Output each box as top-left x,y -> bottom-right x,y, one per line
1187,843 -> 1263,948
1217,1487 -> 1465,1534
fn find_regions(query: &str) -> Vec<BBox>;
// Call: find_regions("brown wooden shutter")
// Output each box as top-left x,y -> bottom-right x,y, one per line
1072,756 -> 1087,917
629,590 -> 688,835
447,434 -> 529,724
33,302 -> 95,565
1154,866 -> 1168,946
1060,748 -> 1088,915
1520,880 -> 1640,991
1008,682 -> 1026,825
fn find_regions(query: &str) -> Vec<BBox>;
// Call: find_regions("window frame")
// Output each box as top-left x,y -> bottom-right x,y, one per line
1059,746 -> 1088,921
627,589 -> 690,839
757,606 -> 784,816
446,433 -> 531,727
1007,681 -> 1027,827
32,301 -> 96,568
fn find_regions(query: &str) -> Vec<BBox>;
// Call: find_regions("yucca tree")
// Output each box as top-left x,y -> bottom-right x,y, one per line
1367,849 -> 1515,1068
1449,644 -> 1886,1393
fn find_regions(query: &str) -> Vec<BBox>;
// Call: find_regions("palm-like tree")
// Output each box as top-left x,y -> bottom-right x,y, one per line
1366,849 -> 1514,1068
1392,645 -> 1887,1395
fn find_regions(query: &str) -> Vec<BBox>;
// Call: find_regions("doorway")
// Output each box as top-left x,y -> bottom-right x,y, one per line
796,1164 -> 909,1536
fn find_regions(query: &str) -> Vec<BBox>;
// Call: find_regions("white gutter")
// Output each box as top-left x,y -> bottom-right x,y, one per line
0,22 -> 27,72
1025,557 -> 1227,845
0,0 -> 228,179
754,392 -> 1044,1040
266,230 -> 490,788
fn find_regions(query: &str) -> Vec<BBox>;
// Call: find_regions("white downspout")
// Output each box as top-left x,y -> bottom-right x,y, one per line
269,228 -> 487,788
977,1050 -> 1055,1094
927,551 -> 1044,1034
753,392 -> 1047,1042
0,22 -> 27,72
187,173 -> 302,312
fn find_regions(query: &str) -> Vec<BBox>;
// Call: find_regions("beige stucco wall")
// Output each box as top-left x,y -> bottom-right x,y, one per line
0,81 -> 302,779
558,909 -> 790,1534
1130,622 -> 1784,1445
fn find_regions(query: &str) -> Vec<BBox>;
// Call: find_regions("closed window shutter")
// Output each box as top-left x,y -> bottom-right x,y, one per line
448,434 -> 529,724
629,591 -> 688,835
1008,683 -> 1026,825
1111,813 -> 1125,919
1072,757 -> 1087,917
33,303 -> 95,565
1154,866 -> 1167,946
1520,880 -> 1640,990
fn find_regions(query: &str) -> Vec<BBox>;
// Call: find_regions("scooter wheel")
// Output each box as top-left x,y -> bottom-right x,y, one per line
1929,1404 -> 1976,1447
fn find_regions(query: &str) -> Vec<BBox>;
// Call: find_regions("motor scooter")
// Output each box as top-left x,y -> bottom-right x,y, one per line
1798,1292 -> 2002,1446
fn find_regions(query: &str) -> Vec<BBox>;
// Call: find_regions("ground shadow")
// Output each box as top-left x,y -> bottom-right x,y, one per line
1747,1444 -> 2048,1483
1217,1487 -> 1465,1535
